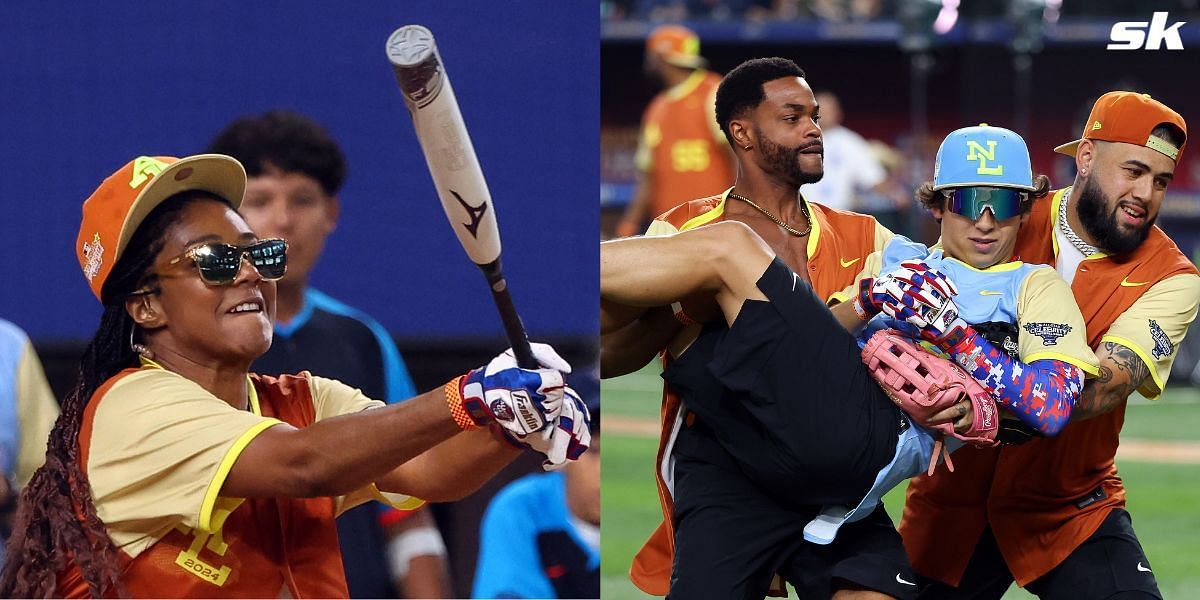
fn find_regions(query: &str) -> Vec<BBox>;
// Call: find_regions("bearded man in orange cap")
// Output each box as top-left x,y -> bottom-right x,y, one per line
900,92 -> 1200,600
614,24 -> 735,237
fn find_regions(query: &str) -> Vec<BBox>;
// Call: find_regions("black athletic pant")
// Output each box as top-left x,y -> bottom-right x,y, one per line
917,509 -> 1161,599
667,417 -> 917,599
663,257 -> 902,509
664,258 -> 914,598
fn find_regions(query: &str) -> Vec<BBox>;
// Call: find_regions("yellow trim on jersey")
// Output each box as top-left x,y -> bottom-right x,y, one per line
679,188 -> 731,231
370,483 -> 427,511
1100,334 -> 1165,400
680,191 -> 822,260
1051,187 -> 1109,260
804,195 -> 821,259
944,256 -> 1025,273
140,356 -> 262,414
198,418 -> 284,532
247,380 -> 262,415
827,291 -> 851,305
665,69 -> 708,102
1049,188 -> 1065,258
1024,352 -> 1102,378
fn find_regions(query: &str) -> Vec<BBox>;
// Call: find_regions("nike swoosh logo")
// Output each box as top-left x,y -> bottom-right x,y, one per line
896,574 -> 916,586
1137,562 -> 1152,573
1121,277 -> 1149,287
980,290 -> 1004,296
451,189 -> 488,238
840,257 -> 861,268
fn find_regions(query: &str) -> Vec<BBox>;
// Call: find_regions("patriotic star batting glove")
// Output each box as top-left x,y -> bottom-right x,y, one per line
853,277 -> 885,321
879,260 -> 972,349
854,273 -> 914,321
515,386 -> 592,471
455,343 -> 570,437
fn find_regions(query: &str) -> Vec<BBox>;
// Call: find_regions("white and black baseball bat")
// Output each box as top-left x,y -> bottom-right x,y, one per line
386,24 -> 536,369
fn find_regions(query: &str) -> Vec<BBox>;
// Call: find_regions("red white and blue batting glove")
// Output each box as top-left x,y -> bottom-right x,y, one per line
878,261 -> 971,348
515,386 -> 592,471
454,343 -> 569,438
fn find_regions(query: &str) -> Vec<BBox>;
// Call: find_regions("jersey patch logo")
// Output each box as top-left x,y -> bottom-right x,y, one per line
1150,319 -> 1174,359
1120,277 -> 1149,287
979,290 -> 1004,296
840,257 -> 861,268
1023,322 -> 1072,346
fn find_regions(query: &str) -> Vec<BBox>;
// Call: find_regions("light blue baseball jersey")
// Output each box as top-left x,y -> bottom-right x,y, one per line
805,236 -> 1096,544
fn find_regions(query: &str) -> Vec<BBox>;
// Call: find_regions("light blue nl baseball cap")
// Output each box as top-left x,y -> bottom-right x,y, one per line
933,124 -> 1034,220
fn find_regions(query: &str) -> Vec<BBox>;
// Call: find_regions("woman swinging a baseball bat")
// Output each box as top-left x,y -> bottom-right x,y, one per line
0,154 -> 590,598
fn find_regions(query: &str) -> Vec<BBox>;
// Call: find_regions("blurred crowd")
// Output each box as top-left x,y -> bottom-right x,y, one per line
602,0 -> 891,22
602,0 -> 1200,22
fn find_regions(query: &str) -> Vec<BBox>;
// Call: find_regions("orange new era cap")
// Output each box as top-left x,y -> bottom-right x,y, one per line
1054,91 -> 1187,163
76,154 -> 246,301
646,25 -> 705,69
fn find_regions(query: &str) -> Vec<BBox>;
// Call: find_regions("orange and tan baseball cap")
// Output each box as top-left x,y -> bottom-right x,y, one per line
76,154 -> 246,301
646,25 -> 705,69
1054,91 -> 1187,163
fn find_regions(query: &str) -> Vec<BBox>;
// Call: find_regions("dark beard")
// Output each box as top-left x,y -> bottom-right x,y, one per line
757,129 -> 823,186
1076,176 -> 1154,255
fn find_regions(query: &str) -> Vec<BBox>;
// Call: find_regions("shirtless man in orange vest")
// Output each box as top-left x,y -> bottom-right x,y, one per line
900,92 -> 1200,600
602,57 -> 892,598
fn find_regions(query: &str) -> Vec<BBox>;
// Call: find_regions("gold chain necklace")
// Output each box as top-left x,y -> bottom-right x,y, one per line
728,192 -> 811,237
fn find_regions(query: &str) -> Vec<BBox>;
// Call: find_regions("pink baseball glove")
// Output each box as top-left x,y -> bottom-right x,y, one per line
861,329 -> 999,475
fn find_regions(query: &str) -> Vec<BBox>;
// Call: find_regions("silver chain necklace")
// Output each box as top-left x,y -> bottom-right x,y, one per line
1058,187 -> 1098,257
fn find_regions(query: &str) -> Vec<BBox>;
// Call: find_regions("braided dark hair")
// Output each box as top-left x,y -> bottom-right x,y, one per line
0,191 -> 225,597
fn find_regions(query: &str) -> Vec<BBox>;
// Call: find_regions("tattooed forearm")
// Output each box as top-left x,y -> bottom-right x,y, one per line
1074,341 -> 1151,421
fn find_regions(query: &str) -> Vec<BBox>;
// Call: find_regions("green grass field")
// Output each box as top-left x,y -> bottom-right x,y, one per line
602,365 -> 1200,598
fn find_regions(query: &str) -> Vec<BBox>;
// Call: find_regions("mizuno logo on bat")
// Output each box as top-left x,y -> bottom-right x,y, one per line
451,189 -> 488,238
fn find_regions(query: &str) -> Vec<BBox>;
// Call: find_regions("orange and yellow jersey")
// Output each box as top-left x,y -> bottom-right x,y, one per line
900,189 -> 1200,587
629,189 -> 892,595
636,70 -> 734,217
58,360 -> 423,598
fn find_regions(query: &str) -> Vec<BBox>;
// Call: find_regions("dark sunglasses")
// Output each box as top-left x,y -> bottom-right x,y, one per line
944,187 -> 1027,221
161,238 -> 288,285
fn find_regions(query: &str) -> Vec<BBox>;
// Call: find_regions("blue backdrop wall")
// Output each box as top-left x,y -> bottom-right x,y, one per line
0,1 -> 598,341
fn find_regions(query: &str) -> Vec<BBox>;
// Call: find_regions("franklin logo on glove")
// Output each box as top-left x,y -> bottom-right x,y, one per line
510,390 -> 544,432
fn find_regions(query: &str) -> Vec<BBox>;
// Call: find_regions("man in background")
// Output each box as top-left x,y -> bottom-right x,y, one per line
615,24 -> 734,237
208,111 -> 451,598
473,370 -> 600,599
800,90 -> 886,212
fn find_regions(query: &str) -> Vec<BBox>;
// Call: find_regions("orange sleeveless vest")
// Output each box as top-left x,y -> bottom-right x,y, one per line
60,372 -> 349,598
900,190 -> 1199,586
